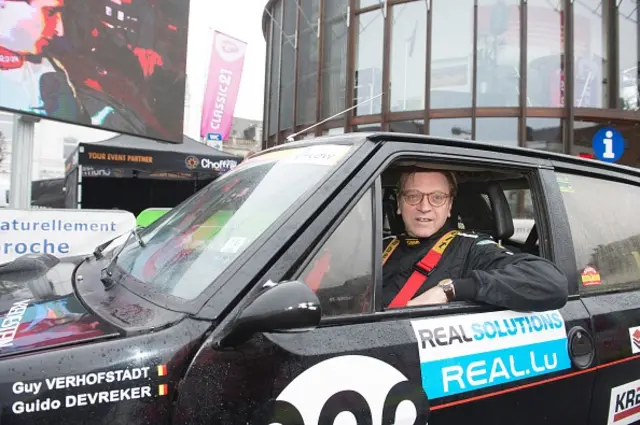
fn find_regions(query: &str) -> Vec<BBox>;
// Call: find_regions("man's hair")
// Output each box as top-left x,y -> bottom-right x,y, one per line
396,167 -> 458,198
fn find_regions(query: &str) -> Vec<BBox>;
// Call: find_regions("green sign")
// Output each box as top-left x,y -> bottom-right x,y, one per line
136,208 -> 171,227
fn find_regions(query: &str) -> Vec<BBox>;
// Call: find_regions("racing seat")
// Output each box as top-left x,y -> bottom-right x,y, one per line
450,182 -> 515,246
382,187 -> 404,236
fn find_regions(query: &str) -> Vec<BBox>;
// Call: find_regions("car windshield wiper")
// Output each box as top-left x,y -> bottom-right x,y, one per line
97,227 -> 146,289
93,227 -> 146,259
131,226 -> 146,248
93,233 -> 123,259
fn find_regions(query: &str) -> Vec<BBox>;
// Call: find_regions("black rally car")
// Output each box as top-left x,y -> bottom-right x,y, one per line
1,133 -> 640,425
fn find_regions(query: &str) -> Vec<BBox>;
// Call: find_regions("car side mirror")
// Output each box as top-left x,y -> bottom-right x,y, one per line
215,280 -> 322,347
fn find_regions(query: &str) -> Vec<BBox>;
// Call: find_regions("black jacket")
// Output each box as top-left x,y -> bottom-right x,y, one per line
382,224 -> 569,312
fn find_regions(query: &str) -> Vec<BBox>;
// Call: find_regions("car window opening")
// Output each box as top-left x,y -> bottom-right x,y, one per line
296,158 -> 564,320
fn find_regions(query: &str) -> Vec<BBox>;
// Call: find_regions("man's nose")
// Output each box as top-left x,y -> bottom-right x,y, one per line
416,196 -> 432,212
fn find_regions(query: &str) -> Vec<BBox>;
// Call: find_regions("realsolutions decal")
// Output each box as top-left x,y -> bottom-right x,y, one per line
410,310 -> 571,399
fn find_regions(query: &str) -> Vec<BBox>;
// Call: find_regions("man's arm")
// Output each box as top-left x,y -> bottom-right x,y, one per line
454,239 -> 569,312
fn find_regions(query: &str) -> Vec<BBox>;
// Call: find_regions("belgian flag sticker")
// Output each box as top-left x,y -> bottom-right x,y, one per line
158,384 -> 168,396
157,365 -> 167,376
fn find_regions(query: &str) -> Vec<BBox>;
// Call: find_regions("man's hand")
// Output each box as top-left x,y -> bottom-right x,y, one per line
407,285 -> 448,307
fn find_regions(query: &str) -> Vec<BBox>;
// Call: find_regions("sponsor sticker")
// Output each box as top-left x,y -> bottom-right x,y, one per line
235,145 -> 350,172
607,378 -> 640,425
410,310 -> 571,399
0,299 -> 31,348
556,175 -> 574,193
581,266 -> 602,286
220,236 -> 247,253
282,145 -> 351,166
629,327 -> 640,354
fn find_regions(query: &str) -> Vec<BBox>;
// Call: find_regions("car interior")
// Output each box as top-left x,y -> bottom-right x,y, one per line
381,162 -> 540,256
298,161 -> 544,317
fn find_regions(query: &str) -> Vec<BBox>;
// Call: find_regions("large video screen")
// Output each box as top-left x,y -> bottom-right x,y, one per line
0,0 -> 190,143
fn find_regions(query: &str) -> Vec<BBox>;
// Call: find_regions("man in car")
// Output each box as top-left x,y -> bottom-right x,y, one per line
0,0 -> 91,122
382,167 -> 568,312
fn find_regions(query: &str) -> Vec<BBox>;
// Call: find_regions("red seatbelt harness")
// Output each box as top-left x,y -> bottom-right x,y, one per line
382,230 -> 459,308
306,251 -> 332,292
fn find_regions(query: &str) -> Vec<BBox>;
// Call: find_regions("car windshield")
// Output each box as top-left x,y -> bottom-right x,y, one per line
114,143 -> 353,300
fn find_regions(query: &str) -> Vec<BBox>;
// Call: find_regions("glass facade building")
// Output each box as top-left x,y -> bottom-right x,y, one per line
262,0 -> 640,167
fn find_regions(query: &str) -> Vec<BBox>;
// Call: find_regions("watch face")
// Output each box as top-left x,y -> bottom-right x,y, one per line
439,280 -> 455,301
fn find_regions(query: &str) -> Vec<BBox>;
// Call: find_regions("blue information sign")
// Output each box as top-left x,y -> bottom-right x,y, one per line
207,133 -> 222,141
592,127 -> 625,162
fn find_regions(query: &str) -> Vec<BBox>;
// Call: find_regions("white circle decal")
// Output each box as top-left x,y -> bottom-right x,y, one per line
258,355 -> 429,425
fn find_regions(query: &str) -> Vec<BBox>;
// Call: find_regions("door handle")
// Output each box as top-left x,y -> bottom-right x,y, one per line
567,326 -> 596,370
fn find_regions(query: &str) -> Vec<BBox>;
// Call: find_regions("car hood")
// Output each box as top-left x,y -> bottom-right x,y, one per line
0,254 -> 119,358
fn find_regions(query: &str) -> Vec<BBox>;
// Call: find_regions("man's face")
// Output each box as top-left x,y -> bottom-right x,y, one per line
0,0 -> 64,55
397,172 -> 453,238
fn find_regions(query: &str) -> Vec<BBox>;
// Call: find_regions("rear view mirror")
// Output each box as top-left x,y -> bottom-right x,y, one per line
216,280 -> 322,347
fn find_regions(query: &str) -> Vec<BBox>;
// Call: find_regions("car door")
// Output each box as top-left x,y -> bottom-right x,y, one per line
548,162 -> 640,425
172,140 -> 595,425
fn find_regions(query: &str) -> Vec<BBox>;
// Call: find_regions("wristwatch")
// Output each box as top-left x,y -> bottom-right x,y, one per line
438,279 -> 456,302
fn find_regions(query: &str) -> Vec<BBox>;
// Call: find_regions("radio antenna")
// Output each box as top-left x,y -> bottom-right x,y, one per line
286,92 -> 383,142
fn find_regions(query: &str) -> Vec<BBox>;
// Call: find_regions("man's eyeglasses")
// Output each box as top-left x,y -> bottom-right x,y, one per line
400,190 -> 451,207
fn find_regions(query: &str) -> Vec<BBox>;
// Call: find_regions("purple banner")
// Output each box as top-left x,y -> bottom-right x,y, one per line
200,31 -> 247,141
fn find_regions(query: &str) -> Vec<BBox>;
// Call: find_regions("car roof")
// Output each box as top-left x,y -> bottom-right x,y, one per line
258,132 -> 368,153
367,131 -> 640,174
262,131 -> 640,180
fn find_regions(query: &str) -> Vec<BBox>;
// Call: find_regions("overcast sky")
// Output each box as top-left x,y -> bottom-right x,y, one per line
38,0 -> 267,143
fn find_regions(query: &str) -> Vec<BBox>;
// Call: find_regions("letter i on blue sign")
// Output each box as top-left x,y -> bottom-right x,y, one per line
592,127 -> 625,162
